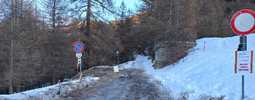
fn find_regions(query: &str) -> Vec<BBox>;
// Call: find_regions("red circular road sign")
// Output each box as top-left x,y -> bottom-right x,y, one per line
73,41 -> 84,53
230,9 -> 255,35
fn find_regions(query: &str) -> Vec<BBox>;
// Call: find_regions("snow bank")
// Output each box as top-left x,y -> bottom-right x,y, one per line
122,34 -> 255,100
0,76 -> 99,100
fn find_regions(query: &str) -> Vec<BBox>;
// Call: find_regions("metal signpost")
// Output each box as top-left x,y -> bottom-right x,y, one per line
73,41 -> 84,82
113,51 -> 120,73
116,51 -> 119,65
230,9 -> 255,99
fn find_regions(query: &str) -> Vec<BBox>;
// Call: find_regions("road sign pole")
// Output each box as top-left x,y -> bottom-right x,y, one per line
231,9 -> 255,99
117,53 -> 119,65
240,35 -> 247,99
113,51 -> 120,73
73,41 -> 84,82
77,57 -> 82,82
79,57 -> 82,82
116,51 -> 119,66
80,59 -> 82,74
242,75 -> 244,99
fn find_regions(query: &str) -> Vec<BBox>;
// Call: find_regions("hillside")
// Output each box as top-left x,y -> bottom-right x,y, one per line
126,34 -> 255,99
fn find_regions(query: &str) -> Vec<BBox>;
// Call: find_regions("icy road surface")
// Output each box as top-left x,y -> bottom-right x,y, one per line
63,68 -> 173,100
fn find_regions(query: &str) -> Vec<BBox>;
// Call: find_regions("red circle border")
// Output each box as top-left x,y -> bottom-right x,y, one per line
73,41 -> 84,53
230,9 -> 255,35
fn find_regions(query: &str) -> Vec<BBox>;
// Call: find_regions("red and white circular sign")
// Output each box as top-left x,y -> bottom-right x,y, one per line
73,41 -> 84,53
230,9 -> 255,35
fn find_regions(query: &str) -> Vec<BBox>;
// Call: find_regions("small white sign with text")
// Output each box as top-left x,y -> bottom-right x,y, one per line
235,50 -> 253,75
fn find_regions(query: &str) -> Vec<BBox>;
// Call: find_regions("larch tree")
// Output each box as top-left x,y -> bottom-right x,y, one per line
0,0 -> 19,94
0,0 -> 43,93
40,0 -> 69,33
115,1 -> 136,62
71,0 -> 115,69
40,0 -> 74,85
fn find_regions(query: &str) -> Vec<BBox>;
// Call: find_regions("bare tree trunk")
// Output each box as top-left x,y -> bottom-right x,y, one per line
16,83 -> 20,93
51,0 -> 57,85
9,36 -> 14,94
86,0 -> 91,36
53,0 -> 56,33
167,0 -> 173,41
176,0 -> 179,28
52,68 -> 56,85
9,0 -> 14,94
21,0 -> 23,20
85,0 -> 91,69
15,0 -> 17,20
21,0 -> 23,16
169,0 -> 172,26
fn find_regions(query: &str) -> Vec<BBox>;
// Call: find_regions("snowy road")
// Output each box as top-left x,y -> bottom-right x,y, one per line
63,68 -> 173,100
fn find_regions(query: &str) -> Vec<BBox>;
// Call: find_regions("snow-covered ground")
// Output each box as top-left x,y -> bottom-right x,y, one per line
123,34 -> 255,100
0,76 -> 99,100
1,34 -> 255,100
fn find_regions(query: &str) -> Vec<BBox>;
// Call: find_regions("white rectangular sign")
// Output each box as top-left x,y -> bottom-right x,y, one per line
76,53 -> 82,58
235,50 -> 253,74
113,66 -> 119,73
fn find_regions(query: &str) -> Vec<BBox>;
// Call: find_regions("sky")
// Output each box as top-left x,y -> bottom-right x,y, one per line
34,0 -> 141,22
110,0 -> 140,20
114,0 -> 139,10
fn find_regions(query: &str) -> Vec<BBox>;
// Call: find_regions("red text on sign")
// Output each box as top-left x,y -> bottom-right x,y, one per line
239,69 -> 249,71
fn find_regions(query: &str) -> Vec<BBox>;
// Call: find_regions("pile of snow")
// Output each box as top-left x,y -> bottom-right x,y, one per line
122,34 -> 255,100
0,76 -> 99,100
